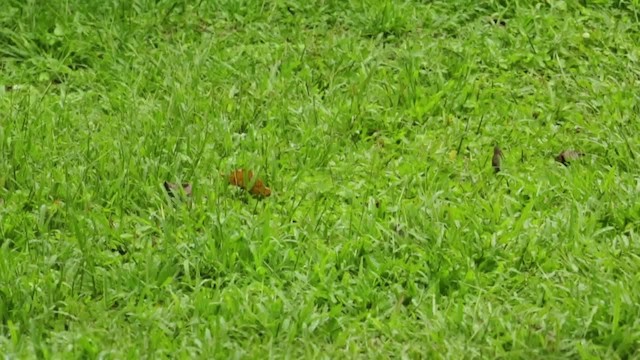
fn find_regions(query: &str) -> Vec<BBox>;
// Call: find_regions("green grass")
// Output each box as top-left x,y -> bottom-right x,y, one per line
1,0 -> 640,358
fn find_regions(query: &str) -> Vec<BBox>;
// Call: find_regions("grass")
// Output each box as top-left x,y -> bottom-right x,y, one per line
1,0 -> 640,358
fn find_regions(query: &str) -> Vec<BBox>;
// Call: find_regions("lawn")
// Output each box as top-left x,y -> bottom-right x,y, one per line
1,0 -> 640,358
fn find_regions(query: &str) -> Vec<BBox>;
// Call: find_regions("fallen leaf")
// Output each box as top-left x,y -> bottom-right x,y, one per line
555,150 -> 584,166
492,146 -> 503,173
164,181 -> 193,197
226,169 -> 271,198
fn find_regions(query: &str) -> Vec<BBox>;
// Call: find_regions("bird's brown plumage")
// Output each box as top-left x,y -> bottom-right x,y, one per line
164,181 -> 192,197
226,169 -> 271,198
555,150 -> 584,166
492,146 -> 503,173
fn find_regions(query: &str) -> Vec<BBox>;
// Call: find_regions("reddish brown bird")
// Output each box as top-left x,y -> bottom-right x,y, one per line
555,150 -> 584,166
492,146 -> 503,173
225,169 -> 271,198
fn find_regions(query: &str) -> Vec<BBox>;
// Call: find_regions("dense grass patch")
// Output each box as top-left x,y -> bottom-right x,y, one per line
1,0 -> 640,358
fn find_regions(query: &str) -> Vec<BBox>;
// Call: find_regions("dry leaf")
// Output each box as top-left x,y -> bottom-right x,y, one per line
492,146 -> 503,173
555,150 -> 584,166
164,181 -> 193,197
226,169 -> 271,198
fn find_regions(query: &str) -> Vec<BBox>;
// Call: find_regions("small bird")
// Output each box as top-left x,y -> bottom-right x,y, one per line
555,150 -> 584,166
163,181 -> 193,197
492,146 -> 503,173
225,169 -> 271,198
